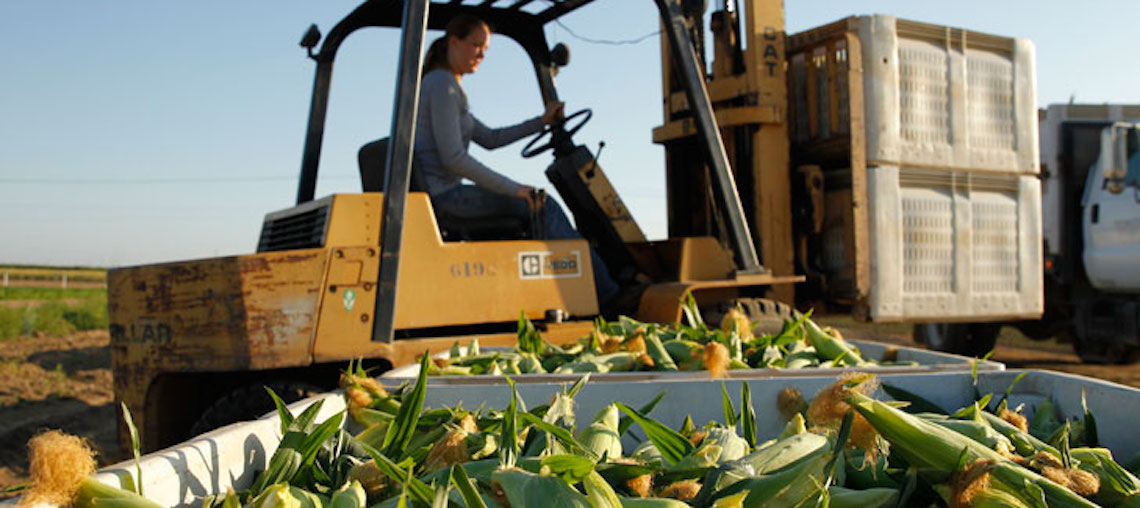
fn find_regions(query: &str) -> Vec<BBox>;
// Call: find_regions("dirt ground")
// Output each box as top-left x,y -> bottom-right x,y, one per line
0,331 -> 118,494
2,327 -> 1140,494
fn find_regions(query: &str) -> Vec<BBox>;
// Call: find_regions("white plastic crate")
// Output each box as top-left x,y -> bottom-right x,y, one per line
868,167 -> 1043,321
792,15 -> 1039,175
380,339 -> 1004,381
20,370 -> 1139,508
0,393 -> 347,508
398,370 -> 1140,461
789,15 -> 1043,322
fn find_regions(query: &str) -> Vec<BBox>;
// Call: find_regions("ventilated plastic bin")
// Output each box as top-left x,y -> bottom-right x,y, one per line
787,15 -> 1042,322
399,370 -> 1140,460
0,393 -> 347,508
380,339 -> 1003,381
33,370 -> 1139,508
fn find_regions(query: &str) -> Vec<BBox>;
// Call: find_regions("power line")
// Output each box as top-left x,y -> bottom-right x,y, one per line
551,19 -> 660,46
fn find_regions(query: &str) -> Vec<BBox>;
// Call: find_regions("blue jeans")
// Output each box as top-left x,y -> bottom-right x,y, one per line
432,184 -> 620,304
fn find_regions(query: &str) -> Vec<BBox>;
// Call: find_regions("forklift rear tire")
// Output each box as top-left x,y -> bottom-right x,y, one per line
1072,336 -> 1140,365
189,380 -> 322,439
702,297 -> 799,337
912,323 -> 1000,358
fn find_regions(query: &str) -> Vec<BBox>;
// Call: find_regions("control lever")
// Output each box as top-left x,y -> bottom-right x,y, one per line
584,141 -> 606,179
529,188 -> 546,239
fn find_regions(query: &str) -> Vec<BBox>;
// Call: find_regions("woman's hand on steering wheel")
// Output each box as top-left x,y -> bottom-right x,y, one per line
522,108 -> 593,158
541,101 -> 565,125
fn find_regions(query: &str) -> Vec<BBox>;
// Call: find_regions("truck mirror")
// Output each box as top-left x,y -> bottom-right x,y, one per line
1126,127 -> 1140,189
1103,125 -> 1127,183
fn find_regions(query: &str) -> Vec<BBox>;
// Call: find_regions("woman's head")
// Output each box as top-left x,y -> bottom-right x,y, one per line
423,15 -> 491,76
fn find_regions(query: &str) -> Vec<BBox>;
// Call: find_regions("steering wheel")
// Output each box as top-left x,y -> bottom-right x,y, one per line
521,108 -> 592,158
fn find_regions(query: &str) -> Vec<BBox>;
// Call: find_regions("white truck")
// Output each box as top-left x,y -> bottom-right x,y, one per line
917,104 -> 1140,362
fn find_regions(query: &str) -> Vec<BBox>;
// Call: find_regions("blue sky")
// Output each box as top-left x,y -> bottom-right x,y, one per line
2,1 -> 1137,267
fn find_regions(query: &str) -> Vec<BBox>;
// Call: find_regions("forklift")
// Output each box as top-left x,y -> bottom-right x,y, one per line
108,0 -> 801,452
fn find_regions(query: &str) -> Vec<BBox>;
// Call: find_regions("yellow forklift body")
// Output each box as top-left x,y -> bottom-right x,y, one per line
108,192 -> 600,450
109,249 -> 328,450
310,192 -> 599,359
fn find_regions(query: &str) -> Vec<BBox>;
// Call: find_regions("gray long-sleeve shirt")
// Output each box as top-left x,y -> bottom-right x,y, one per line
414,69 -> 544,197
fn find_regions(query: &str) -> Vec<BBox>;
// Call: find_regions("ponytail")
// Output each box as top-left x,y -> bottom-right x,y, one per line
422,36 -> 449,76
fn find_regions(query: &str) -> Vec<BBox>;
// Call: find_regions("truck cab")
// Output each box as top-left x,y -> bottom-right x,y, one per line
1083,123 -> 1140,292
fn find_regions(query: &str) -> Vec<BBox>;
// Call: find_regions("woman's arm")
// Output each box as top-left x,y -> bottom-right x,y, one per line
427,77 -> 524,196
472,101 -> 563,149
470,115 -> 544,150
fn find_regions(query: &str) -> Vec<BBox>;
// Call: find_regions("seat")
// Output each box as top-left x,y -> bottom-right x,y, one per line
357,139 -> 531,241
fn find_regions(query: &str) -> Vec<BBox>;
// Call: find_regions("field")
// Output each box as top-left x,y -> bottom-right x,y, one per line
2,302 -> 1140,494
0,266 -> 108,341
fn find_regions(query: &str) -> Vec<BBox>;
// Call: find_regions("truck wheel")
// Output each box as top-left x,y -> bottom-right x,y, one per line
702,297 -> 799,336
189,381 -> 322,438
913,323 -> 1000,358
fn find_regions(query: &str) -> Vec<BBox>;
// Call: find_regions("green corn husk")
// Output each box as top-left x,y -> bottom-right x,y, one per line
448,352 -> 518,368
555,359 -> 610,374
596,352 -> 642,372
631,440 -> 664,464
926,417 -> 1014,452
617,496 -> 692,507
436,365 -> 474,376
962,487 -> 1037,508
670,442 -> 723,474
518,353 -> 547,374
582,470 -> 623,508
418,457 -> 545,490
74,479 -> 164,508
696,433 -> 830,501
707,446 -> 829,506
490,360 -> 510,376
784,351 -> 819,369
578,404 -> 623,461
847,391 -> 1099,508
803,319 -> 867,366
708,492 -> 749,508
827,486 -> 898,508
777,413 -> 807,439
758,345 -> 783,368
327,480 -> 366,508
841,450 -> 898,490
643,333 -> 679,371
702,426 -> 750,463
490,468 -> 590,508
1072,447 -> 1140,507
246,484 -> 322,508
849,391 -> 1006,478
1031,399 -> 1063,440
662,339 -> 702,370
501,357 -> 522,375
956,404 -> 1059,459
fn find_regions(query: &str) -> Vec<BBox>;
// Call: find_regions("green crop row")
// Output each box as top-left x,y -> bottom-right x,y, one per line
0,290 -> 108,340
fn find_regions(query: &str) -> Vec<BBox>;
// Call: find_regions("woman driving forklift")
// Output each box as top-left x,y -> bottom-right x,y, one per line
376,14 -> 629,311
